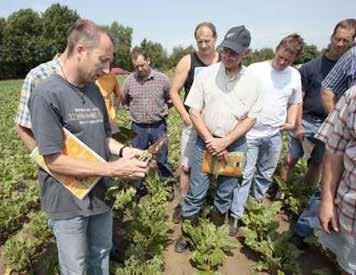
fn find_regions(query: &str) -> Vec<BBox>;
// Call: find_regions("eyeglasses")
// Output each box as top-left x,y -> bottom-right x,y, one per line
221,48 -> 240,58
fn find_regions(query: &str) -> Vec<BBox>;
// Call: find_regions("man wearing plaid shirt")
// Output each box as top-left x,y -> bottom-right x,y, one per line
316,85 -> 356,275
321,45 -> 356,113
122,48 -> 174,198
15,52 -> 66,152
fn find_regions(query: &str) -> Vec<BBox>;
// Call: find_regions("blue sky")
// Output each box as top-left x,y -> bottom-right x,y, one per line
1,0 -> 355,52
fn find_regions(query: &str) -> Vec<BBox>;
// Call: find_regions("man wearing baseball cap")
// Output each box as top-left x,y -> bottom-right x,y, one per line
175,25 -> 262,252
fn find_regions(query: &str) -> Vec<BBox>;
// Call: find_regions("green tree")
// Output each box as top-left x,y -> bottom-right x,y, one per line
243,48 -> 274,66
2,9 -> 42,77
108,21 -> 133,71
0,17 -> 7,79
295,43 -> 320,64
167,45 -> 195,69
135,39 -> 169,70
40,4 -> 79,59
0,17 -> 5,44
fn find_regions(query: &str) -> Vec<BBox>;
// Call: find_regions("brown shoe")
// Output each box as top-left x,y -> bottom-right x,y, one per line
210,209 -> 226,226
172,204 -> 182,224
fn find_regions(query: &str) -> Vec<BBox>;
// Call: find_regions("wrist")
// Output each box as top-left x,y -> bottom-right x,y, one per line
288,122 -> 296,129
105,162 -> 114,177
118,145 -> 128,157
223,136 -> 233,148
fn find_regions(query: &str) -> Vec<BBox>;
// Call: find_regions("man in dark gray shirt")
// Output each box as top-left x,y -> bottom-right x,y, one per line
29,19 -> 148,274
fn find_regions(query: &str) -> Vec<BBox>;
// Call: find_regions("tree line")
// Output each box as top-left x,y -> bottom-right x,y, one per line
0,4 -> 322,80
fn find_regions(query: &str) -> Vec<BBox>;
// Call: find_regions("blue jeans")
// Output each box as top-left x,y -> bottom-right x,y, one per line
131,120 -> 174,190
181,136 -> 247,217
230,132 -> 282,218
48,210 -> 113,275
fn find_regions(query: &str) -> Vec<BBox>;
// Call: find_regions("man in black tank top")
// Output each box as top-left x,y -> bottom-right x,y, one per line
170,22 -> 219,224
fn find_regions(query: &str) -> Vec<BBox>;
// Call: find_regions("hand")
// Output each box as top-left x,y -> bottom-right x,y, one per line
109,156 -> 148,179
122,147 -> 144,158
205,137 -> 227,155
319,199 -> 339,234
279,122 -> 295,132
294,124 -> 304,140
216,149 -> 229,162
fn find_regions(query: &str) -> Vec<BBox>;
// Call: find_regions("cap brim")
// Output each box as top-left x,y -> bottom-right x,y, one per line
219,40 -> 247,54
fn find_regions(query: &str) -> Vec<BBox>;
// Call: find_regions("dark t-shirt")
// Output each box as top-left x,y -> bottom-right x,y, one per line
299,55 -> 337,119
29,73 -> 112,220
183,52 -> 220,110
184,52 -> 209,98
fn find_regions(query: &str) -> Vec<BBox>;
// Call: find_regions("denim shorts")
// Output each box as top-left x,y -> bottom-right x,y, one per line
287,118 -> 325,163
180,125 -> 197,168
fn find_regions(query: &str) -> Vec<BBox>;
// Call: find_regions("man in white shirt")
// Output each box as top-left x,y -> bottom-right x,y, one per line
175,25 -> 261,253
229,34 -> 304,236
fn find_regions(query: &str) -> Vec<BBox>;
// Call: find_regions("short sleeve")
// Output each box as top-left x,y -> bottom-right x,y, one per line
29,90 -> 64,156
288,72 -> 302,104
315,90 -> 352,155
321,49 -> 352,97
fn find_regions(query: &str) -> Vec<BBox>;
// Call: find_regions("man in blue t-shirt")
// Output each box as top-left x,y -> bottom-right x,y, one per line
280,19 -> 355,187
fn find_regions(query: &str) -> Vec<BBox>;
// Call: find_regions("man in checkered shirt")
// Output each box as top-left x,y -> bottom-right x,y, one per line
15,52 -> 66,152
122,48 -> 175,199
316,85 -> 356,275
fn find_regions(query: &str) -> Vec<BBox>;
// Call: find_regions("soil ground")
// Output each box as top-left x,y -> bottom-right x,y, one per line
162,187 -> 338,275
0,185 -> 338,275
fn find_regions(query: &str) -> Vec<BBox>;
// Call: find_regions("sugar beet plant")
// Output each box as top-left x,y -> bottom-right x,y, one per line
4,211 -> 52,272
0,82 -> 41,243
183,217 -> 238,272
113,172 -> 171,274
240,199 -> 302,274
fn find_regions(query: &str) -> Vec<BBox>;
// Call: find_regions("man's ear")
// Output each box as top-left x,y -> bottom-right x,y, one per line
146,58 -> 151,65
75,43 -> 86,59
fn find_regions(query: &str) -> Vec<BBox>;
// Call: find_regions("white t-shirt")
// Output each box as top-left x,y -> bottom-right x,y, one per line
185,62 -> 262,137
246,61 -> 302,139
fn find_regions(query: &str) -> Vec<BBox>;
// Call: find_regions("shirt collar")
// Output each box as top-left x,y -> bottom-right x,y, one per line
135,69 -> 155,82
220,63 -> 246,81
53,53 -> 63,68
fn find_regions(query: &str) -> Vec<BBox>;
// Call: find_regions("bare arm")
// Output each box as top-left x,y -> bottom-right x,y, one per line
44,136 -> 148,180
294,92 -> 305,140
170,55 -> 191,127
206,116 -> 256,157
190,106 -> 255,156
189,107 -> 213,142
15,124 -> 36,152
106,137 -> 143,158
44,137 -> 147,179
319,151 -> 344,234
321,88 -> 337,113
222,116 -> 256,147
280,103 -> 299,132
44,152 -> 148,179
